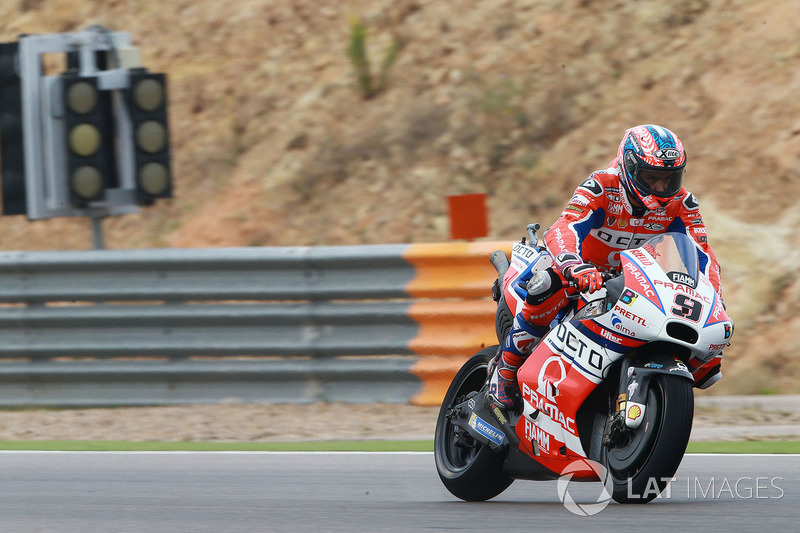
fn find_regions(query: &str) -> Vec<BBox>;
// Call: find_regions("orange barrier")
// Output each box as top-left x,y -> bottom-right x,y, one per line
403,241 -> 511,299
404,241 -> 512,406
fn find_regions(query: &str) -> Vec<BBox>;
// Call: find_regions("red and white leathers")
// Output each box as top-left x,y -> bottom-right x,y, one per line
545,158 -> 722,294
492,159 -> 723,410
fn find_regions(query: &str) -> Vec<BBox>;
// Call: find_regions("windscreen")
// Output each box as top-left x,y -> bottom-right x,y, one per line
642,233 -> 700,287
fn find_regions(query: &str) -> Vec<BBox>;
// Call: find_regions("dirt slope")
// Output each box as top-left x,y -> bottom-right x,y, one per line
2,0 -> 800,394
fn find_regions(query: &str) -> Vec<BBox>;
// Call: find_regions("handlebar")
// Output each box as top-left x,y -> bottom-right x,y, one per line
516,267 -> 619,301
562,268 -> 618,298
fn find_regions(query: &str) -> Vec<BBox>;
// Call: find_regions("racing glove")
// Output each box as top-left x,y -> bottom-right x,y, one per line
566,263 -> 604,293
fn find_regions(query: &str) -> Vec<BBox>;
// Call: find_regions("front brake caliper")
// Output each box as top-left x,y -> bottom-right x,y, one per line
603,412 -> 628,448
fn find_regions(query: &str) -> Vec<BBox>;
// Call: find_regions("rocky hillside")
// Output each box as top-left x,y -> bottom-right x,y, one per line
2,0 -> 800,394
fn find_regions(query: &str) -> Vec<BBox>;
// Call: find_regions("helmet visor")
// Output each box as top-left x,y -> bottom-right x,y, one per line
633,166 -> 684,198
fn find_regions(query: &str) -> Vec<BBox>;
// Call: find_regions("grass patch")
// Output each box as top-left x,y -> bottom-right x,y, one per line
686,441 -> 800,454
0,440 -> 435,452
0,440 -> 797,453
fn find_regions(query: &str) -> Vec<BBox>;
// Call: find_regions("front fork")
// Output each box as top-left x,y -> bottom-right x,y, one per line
605,354 -> 694,447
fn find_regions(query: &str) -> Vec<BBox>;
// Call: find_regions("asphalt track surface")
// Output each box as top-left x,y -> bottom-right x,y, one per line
0,452 -> 796,532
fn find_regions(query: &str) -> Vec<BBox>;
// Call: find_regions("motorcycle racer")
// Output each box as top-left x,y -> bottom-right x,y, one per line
493,124 -> 723,411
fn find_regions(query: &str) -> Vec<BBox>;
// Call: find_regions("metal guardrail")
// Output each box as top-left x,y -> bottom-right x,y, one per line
0,243 -> 508,406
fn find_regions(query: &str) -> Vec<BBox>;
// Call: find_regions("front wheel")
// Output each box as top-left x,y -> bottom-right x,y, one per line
434,345 -> 513,501
606,374 -> 694,504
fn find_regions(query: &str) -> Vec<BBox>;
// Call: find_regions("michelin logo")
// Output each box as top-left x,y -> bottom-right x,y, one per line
469,413 -> 505,446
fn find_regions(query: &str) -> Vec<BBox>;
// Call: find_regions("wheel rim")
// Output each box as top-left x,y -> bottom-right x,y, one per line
438,361 -> 489,472
607,386 -> 660,480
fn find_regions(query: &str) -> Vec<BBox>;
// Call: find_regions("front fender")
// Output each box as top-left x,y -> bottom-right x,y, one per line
619,353 -> 693,429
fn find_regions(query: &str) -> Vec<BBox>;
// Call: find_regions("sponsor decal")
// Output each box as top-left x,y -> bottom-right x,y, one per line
606,216 -> 617,227
618,219 -> 628,229
570,195 -> 589,206
668,270 -> 697,288
468,412 -> 505,446
627,404 -> 642,420
619,288 -> 638,306
600,328 -> 622,344
610,313 -> 635,336
512,242 -> 538,260
579,178 -> 603,197
492,405 -> 508,424
644,222 -> 665,231
693,226 -> 707,234
614,304 -> 647,327
630,248 -> 655,266
553,323 -> 604,372
653,279 -> 712,304
724,323 -> 733,339
522,381 -> 576,434
644,362 -> 664,369
698,236 -> 708,243
690,217 -> 703,225
596,229 -> 648,249
617,261 -> 664,312
565,204 -> 586,214
709,343 -> 727,351
524,418 -> 550,453
655,148 -> 681,160
553,228 -> 567,252
607,203 -> 624,215
707,296 -> 727,325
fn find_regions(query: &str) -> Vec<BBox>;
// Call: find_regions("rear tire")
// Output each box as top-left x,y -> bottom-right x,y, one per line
607,375 -> 693,503
434,346 -> 513,501
495,296 -> 514,344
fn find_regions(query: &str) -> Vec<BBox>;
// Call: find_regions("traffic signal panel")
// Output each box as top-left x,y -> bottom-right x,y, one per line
0,42 -> 26,215
61,73 -> 116,204
0,31 -> 172,220
126,70 -> 171,204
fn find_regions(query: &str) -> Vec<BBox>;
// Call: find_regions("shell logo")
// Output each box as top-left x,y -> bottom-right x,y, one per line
628,404 -> 642,420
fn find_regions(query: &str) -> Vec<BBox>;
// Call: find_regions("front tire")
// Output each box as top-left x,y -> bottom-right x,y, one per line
434,346 -> 513,501
607,374 -> 693,503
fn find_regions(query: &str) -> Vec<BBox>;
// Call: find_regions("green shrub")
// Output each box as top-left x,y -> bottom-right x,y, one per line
346,16 -> 401,100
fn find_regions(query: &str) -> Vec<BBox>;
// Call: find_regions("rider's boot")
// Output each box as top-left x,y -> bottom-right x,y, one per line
492,315 -> 548,412
495,356 -> 521,410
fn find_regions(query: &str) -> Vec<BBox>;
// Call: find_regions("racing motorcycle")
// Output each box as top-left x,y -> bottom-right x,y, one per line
434,224 -> 733,503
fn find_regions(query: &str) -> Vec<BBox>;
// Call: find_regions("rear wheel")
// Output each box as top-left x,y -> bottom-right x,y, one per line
606,374 -> 693,503
434,346 -> 513,501
495,295 -> 513,344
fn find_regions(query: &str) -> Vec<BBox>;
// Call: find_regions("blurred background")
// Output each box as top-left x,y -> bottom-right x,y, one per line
1,0 -> 798,395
